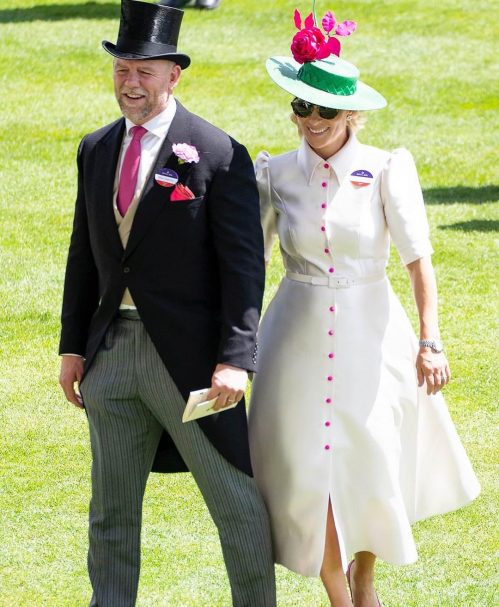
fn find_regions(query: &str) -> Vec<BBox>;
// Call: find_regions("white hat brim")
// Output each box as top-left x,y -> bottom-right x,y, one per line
266,56 -> 387,111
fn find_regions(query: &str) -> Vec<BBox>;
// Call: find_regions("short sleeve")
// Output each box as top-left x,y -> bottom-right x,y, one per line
255,151 -> 278,262
381,148 -> 434,265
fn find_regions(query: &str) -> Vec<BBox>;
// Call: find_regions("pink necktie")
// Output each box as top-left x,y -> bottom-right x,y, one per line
117,125 -> 148,217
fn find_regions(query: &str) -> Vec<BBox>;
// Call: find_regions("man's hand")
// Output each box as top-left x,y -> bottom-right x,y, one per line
59,355 -> 85,409
206,364 -> 247,411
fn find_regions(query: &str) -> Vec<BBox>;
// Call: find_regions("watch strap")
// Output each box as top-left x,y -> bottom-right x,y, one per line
419,339 -> 444,353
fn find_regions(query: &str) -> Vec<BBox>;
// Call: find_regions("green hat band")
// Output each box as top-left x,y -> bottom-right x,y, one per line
297,61 -> 357,96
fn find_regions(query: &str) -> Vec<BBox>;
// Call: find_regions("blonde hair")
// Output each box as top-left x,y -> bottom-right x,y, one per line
291,109 -> 367,136
347,111 -> 367,132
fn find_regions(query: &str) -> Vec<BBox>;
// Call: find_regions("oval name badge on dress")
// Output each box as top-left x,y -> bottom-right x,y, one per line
155,168 -> 179,188
350,169 -> 373,187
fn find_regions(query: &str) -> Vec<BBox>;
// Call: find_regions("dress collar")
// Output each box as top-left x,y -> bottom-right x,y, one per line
124,97 -> 177,139
297,129 -> 360,185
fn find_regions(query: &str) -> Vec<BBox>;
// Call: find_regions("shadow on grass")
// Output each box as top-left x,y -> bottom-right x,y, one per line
424,185 -> 499,205
439,220 -> 498,233
0,1 -> 119,23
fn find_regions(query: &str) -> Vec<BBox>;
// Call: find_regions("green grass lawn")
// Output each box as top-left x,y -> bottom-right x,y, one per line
0,0 -> 497,605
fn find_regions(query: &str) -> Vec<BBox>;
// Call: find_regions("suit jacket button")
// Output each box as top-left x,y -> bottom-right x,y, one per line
123,267 -> 130,273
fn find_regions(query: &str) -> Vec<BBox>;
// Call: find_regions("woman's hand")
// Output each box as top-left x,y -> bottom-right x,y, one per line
416,348 -> 451,395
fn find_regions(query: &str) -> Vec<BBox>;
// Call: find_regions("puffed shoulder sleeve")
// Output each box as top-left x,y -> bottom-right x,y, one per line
256,151 -> 278,262
381,148 -> 434,265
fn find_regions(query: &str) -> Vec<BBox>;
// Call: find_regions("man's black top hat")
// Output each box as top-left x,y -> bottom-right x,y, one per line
102,0 -> 191,69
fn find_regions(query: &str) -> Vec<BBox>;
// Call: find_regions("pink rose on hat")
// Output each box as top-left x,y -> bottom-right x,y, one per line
291,26 -> 329,64
291,7 -> 356,64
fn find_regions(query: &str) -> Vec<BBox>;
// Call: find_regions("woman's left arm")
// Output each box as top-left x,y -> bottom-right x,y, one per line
406,256 -> 451,395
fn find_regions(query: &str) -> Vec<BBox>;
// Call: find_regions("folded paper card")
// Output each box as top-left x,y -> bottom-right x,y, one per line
182,388 -> 238,423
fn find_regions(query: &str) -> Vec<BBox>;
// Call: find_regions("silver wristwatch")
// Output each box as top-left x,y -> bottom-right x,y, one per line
418,339 -> 444,353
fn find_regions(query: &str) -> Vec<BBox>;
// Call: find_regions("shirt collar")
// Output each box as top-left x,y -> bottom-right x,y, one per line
124,97 -> 177,139
297,129 -> 360,185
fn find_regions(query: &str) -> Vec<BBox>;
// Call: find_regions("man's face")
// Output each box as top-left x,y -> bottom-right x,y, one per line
113,58 -> 181,124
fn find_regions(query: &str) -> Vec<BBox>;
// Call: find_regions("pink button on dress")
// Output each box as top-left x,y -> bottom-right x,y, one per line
248,138 -> 480,577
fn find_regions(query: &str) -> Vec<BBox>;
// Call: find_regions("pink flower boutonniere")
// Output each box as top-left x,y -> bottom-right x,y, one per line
291,5 -> 356,64
172,142 -> 200,164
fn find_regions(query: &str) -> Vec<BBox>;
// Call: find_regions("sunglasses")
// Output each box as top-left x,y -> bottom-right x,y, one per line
291,98 -> 340,120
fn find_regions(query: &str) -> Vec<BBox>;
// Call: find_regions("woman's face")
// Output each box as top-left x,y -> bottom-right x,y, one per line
295,104 -> 350,159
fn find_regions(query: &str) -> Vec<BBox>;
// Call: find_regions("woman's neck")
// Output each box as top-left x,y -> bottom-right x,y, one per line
312,129 -> 349,160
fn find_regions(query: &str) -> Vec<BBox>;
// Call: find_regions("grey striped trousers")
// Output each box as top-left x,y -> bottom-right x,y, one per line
79,313 -> 276,607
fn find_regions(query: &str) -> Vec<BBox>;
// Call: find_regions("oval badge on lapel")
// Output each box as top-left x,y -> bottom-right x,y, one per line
350,169 -> 373,187
155,168 -> 179,188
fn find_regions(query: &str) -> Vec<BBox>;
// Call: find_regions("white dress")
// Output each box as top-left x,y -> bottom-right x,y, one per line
248,133 -> 480,576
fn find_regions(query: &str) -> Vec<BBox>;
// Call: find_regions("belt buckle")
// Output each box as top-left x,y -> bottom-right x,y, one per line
328,276 -> 351,288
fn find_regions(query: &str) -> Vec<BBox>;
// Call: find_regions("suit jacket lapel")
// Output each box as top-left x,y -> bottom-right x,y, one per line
94,118 -> 126,258
124,102 -> 192,260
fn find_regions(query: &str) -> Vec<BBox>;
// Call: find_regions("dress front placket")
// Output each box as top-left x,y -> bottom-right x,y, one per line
319,161 -> 335,453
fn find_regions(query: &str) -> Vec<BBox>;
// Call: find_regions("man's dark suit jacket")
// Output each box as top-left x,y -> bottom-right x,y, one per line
59,101 -> 265,475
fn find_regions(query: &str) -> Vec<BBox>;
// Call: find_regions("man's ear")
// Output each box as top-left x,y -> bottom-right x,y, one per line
169,64 -> 182,92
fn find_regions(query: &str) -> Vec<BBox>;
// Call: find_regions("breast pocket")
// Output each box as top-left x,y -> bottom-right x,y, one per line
168,196 -> 204,219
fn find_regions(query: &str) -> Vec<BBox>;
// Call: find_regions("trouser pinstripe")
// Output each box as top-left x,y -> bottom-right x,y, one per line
79,314 -> 276,607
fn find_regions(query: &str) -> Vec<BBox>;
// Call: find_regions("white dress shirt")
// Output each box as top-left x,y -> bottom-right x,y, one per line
113,97 -> 177,210
115,99 -> 178,310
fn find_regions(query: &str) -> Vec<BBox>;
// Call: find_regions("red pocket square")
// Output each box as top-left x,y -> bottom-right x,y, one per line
171,183 -> 195,201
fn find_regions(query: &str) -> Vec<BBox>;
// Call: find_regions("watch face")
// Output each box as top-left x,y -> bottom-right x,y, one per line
432,340 -> 444,353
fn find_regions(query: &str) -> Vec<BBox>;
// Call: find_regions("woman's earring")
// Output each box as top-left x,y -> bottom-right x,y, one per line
346,113 -> 353,121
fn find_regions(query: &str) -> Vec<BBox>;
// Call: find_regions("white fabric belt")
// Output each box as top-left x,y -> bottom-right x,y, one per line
285,271 -> 385,289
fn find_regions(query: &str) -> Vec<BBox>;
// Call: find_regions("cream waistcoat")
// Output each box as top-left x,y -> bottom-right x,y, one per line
113,101 -> 177,307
